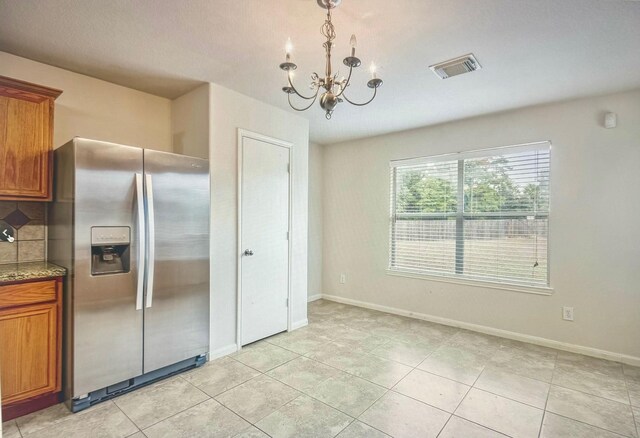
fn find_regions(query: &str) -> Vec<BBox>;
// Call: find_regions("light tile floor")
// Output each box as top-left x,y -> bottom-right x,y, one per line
3,299 -> 640,437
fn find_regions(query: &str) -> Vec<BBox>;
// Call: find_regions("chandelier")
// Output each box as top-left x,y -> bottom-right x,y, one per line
279,0 -> 383,119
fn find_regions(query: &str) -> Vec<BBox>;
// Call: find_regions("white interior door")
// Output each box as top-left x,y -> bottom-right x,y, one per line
240,134 -> 290,346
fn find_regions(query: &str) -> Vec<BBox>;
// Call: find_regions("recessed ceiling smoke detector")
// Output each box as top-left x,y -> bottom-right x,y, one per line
430,54 -> 481,79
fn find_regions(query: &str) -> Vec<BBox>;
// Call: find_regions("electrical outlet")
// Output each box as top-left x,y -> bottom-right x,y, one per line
339,274 -> 346,284
562,306 -> 574,321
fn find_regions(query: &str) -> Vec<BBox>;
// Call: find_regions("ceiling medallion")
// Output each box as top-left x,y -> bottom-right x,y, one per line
279,0 -> 383,119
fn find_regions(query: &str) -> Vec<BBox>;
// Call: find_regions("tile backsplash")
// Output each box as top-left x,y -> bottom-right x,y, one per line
0,201 -> 47,264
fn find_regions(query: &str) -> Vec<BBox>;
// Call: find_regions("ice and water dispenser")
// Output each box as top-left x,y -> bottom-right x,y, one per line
91,227 -> 131,275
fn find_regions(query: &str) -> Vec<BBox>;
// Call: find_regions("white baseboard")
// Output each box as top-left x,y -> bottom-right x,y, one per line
307,294 -> 323,302
209,343 -> 238,361
321,294 -> 640,367
291,318 -> 309,330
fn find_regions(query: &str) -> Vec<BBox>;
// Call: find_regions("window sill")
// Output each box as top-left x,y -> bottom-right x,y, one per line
386,269 -> 554,296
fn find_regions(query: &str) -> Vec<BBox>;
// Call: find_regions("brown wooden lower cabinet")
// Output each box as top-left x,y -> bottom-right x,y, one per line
0,278 -> 62,420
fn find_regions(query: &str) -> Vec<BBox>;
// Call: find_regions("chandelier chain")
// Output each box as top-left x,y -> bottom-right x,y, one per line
321,9 -> 336,44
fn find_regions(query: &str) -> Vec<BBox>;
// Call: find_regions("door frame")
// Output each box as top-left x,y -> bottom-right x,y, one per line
236,129 -> 293,348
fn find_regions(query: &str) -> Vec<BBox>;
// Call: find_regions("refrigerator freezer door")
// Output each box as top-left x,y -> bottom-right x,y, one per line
142,150 -> 210,373
72,139 -> 144,396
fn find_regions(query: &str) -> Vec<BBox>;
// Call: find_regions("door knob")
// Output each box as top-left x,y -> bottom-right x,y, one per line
243,249 -> 254,256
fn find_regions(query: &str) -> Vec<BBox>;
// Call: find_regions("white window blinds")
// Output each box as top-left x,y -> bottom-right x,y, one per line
389,142 -> 551,288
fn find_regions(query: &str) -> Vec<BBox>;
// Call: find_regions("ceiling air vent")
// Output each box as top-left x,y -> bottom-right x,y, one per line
430,54 -> 481,79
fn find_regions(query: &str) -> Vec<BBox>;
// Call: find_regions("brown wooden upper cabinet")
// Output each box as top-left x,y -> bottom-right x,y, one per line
0,75 -> 62,201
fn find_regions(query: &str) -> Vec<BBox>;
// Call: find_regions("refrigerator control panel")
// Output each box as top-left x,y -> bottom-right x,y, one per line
91,226 -> 131,246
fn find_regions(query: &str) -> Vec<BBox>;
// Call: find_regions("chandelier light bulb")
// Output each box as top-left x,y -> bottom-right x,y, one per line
350,34 -> 357,56
285,37 -> 293,61
370,62 -> 377,79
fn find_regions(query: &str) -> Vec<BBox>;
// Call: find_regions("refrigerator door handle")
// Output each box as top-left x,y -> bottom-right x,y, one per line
145,174 -> 156,308
135,173 -> 145,310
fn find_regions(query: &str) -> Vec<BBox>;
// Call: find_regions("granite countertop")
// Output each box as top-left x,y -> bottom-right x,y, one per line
0,261 -> 67,284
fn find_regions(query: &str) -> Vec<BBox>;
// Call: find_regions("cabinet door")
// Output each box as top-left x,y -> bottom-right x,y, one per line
0,95 -> 53,200
0,301 -> 59,404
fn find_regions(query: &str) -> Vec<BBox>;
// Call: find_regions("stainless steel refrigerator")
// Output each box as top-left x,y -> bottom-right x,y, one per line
48,138 -> 210,412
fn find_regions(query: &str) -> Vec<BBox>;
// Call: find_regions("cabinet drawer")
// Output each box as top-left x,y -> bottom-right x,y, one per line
0,280 -> 57,309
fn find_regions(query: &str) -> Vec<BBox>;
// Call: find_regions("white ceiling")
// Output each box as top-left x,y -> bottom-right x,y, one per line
1,0 -> 639,144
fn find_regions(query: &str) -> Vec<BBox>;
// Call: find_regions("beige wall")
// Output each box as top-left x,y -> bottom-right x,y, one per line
308,142 -> 324,299
171,84 -> 210,159
321,89 -> 640,361
208,83 -> 309,357
0,51 -> 172,151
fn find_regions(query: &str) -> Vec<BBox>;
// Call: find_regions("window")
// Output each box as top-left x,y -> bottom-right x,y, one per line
389,142 -> 550,288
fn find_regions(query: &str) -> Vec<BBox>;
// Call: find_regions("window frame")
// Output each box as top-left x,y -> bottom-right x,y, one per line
388,141 -> 553,294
